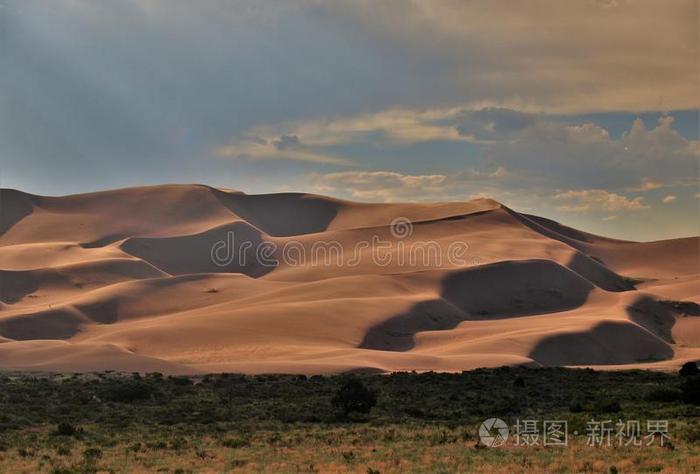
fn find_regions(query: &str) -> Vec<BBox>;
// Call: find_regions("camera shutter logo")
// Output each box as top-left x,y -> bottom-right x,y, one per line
479,418 -> 509,447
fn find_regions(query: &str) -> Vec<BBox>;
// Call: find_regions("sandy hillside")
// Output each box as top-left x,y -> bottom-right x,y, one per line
0,184 -> 698,374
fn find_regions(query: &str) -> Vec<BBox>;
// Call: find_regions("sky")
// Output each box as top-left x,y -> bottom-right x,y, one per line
1,0 -> 698,241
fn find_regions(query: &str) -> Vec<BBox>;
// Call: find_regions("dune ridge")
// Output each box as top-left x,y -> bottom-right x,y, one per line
0,184 -> 698,374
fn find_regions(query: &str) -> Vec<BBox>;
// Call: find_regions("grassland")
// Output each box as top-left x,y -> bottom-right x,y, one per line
0,367 -> 698,473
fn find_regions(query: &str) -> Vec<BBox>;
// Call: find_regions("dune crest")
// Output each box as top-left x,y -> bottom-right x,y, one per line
1,184 -> 698,374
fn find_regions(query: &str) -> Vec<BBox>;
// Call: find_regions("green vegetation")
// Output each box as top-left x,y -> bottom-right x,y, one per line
331,377 -> 377,419
0,367 -> 698,472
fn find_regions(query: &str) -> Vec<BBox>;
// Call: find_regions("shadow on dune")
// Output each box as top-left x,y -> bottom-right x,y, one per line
359,299 -> 466,351
360,259 -> 595,352
0,270 -> 39,304
0,297 -> 129,341
566,251 -> 634,292
0,189 -> 35,236
77,299 -> 120,325
80,233 -> 131,249
528,320 -> 673,366
0,259 -> 164,305
528,294 -> 686,366
625,295 -> 678,344
211,189 -> 340,237
0,297 -> 133,341
0,307 -> 88,341
121,221 -> 276,277
519,212 -> 598,244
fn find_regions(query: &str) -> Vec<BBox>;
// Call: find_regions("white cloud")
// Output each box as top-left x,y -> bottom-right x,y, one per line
220,107 -> 698,196
213,105 -> 477,162
214,135 -> 354,165
553,189 -> 649,213
629,177 -> 664,192
662,195 -> 677,204
483,115 -> 699,191
309,168 -> 507,202
234,106 -> 469,149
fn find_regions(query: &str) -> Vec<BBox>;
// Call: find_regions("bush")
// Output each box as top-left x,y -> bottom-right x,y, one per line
83,447 -> 102,461
679,362 -> 700,377
100,380 -> 155,403
168,376 -> 193,386
679,424 -> 700,443
221,436 -> 251,448
52,422 -> 78,437
645,388 -> 683,402
682,377 -> 700,405
594,400 -> 621,413
56,446 -> 71,456
331,378 -> 377,418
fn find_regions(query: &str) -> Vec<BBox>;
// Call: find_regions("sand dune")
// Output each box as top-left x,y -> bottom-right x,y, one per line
0,184 -> 698,374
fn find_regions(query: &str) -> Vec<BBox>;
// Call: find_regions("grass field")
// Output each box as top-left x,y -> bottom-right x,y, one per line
0,367 -> 698,473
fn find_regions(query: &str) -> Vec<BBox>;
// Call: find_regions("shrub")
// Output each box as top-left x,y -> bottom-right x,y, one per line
83,447 -> 102,461
645,388 -> 682,402
18,448 -> 33,458
679,424 -> 700,443
169,376 -> 193,386
682,377 -> 700,405
679,362 -> 700,377
100,380 -> 154,402
221,436 -> 251,449
331,378 -> 377,418
56,446 -> 71,456
594,400 -> 621,413
52,422 -> 78,437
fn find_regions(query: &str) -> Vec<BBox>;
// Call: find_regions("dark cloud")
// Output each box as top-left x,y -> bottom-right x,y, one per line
455,108 -> 536,140
480,116 -> 698,190
0,0 -> 420,193
273,135 -> 301,150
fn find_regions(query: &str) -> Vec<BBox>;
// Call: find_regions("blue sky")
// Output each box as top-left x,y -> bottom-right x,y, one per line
1,0 -> 698,241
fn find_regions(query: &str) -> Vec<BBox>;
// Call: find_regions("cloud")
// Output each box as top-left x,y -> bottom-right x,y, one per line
455,108 -> 536,140
235,107 -> 468,149
215,135 -> 354,165
602,215 -> 618,221
228,108 -> 697,220
482,115 -> 699,191
78,0 -> 697,114
272,135 -> 301,150
331,0 -> 699,112
309,168 -> 507,202
662,195 -> 677,204
629,177 -> 664,192
213,105 -> 475,162
220,108 -> 697,198
552,189 -> 649,213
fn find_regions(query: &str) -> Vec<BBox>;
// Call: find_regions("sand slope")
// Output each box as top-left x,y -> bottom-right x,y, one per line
0,185 -> 698,374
